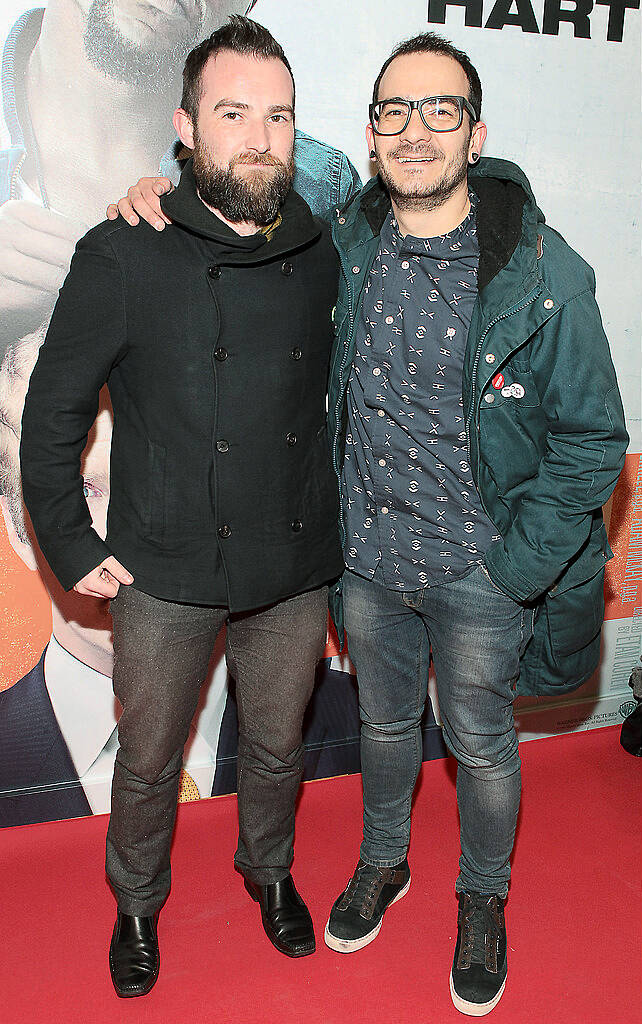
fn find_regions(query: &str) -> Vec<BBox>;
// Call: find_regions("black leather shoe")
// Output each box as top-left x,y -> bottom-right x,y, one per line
245,874 -> 315,957
109,911 -> 160,998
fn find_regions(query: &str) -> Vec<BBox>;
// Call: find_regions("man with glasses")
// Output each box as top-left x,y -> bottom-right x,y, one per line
106,28 -> 627,1017
324,31 -> 626,1016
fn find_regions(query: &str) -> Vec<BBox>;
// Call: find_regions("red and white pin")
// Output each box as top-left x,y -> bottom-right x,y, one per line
492,373 -> 505,390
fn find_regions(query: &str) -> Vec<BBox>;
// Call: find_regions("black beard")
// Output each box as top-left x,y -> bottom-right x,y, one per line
193,137 -> 295,227
84,0 -> 200,88
377,141 -> 470,212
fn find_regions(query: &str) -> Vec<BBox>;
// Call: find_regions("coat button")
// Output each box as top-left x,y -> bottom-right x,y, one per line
281,261 -> 293,275
214,347 -> 228,361
485,353 -> 496,364
290,347 -> 302,360
216,440 -> 229,453
352,266 -> 360,274
286,432 -> 297,446
543,298 -> 554,309
338,216 -> 346,224
218,524 -> 231,538
208,265 -> 222,279
291,520 -> 303,532
484,393 -> 495,404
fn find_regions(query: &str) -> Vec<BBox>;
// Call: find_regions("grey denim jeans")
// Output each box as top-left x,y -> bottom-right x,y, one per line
106,584 -> 327,915
343,565 -> 534,897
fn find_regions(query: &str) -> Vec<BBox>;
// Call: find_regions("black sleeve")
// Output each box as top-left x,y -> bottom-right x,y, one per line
20,225 -> 127,590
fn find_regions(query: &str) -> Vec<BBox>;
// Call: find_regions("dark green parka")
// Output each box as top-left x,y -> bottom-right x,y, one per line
328,158 -> 628,697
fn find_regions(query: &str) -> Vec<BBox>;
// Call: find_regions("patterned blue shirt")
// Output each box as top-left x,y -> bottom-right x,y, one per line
341,196 -> 500,590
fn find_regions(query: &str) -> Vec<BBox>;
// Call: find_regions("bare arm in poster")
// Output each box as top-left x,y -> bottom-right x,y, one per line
0,202 -> 88,341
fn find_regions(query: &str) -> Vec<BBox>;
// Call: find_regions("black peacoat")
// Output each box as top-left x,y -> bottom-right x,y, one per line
20,161 -> 344,611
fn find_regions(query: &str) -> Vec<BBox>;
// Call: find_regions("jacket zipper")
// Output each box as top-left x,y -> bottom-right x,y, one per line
331,244 -> 358,541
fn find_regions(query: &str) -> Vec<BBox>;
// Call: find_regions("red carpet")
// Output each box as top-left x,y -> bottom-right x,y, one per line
1,726 -> 639,1024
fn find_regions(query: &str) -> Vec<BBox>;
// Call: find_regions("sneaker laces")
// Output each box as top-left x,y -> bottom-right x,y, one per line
459,893 -> 503,970
342,862 -> 386,915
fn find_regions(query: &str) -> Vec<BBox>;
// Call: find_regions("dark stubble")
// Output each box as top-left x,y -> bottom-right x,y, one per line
376,135 -> 470,212
193,127 -> 295,227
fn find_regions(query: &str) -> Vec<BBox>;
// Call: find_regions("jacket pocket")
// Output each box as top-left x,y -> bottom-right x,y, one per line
545,565 -> 605,658
544,521 -> 611,656
147,440 -> 166,540
503,365 -> 540,408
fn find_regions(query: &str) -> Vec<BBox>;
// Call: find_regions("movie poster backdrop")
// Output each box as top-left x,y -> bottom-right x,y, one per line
0,0 -> 639,826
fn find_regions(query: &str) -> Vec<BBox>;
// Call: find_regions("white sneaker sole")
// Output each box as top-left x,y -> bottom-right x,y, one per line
449,969 -> 507,1016
323,876 -> 411,953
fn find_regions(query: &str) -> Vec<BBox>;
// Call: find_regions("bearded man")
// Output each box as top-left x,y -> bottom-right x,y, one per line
20,17 -> 343,997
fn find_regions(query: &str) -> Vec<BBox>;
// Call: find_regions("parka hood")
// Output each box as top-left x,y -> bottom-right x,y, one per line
338,157 -> 545,293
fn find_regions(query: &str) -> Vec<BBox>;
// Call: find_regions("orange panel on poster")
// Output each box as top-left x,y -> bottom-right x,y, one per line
324,613 -> 342,660
604,451 -> 642,620
0,530 -> 51,689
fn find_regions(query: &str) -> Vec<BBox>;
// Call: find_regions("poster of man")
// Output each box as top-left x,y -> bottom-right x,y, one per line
0,0 -> 363,827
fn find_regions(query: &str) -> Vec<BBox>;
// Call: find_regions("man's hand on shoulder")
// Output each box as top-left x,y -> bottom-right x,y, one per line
106,177 -> 175,231
74,556 -> 134,599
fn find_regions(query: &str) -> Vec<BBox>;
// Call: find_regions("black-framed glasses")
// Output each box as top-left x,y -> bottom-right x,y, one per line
369,95 -> 478,136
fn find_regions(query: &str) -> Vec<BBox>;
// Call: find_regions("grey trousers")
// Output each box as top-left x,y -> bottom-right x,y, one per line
106,584 -> 327,916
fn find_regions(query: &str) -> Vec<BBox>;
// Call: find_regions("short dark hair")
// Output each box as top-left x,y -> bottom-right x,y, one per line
180,15 -> 295,124
372,31 -> 482,125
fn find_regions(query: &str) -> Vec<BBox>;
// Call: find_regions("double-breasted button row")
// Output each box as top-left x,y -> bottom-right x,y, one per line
210,262 -> 297,279
219,521 -> 303,537
216,434 -> 306,454
216,345 -> 301,361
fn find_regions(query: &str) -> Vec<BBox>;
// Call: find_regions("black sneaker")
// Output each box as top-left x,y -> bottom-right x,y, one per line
324,858 -> 411,953
450,891 -> 507,1016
